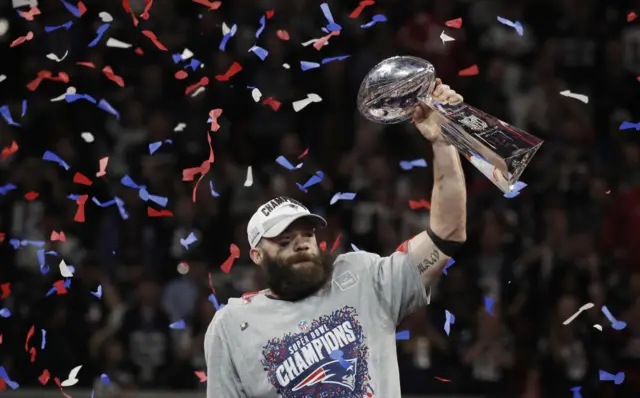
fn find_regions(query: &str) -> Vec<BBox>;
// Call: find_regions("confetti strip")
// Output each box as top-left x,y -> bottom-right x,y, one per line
60,365 -> 82,387
445,18 -> 463,28
444,310 -> 455,336
562,302 -> 594,325
598,370 -> 625,385
440,31 -> 455,44
458,64 -> 479,76
559,90 -> 589,104
349,0 -> 375,19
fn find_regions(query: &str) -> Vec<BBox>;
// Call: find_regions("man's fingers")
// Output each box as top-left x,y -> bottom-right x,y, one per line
446,93 -> 463,104
433,84 -> 449,98
413,103 -> 427,122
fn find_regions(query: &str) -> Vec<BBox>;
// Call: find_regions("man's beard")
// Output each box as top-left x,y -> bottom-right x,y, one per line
262,250 -> 333,301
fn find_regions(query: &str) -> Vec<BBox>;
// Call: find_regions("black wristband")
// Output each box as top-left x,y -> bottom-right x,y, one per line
426,227 -> 464,257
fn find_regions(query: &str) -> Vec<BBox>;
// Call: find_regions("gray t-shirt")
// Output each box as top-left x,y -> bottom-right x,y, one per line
204,250 -> 430,397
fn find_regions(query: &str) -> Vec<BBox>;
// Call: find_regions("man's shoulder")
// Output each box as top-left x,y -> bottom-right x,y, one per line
206,291 -> 269,333
333,250 -> 383,270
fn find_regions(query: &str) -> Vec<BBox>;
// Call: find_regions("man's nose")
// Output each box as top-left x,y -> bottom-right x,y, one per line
293,236 -> 310,251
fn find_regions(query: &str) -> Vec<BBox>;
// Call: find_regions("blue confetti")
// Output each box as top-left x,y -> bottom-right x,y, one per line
497,16 -> 524,36
620,121 -> 639,130
0,184 -> 17,195
100,374 -> 111,386
0,105 -> 21,126
300,61 -> 321,71
44,21 -> 73,32
172,53 -> 183,63
329,349 -> 351,369
219,24 -> 237,51
88,24 -> 110,47
148,139 -> 173,155
484,297 -> 495,316
361,14 -> 387,29
37,249 -> 49,275
275,156 -> 303,170
504,181 -> 527,198
65,93 -> 97,103
209,181 -> 220,197
180,232 -> 198,250
442,258 -> 455,275
255,15 -> 266,38
296,171 -> 324,193
321,55 -> 350,64
41,329 -> 47,350
601,306 -> 627,330
399,159 -> 428,170
444,310 -> 455,336
59,0 -> 84,18
0,308 -> 11,318
208,293 -> 224,311
0,366 -> 19,390
350,243 -> 362,251
91,285 -> 103,299
92,197 -> 116,207
98,99 -> 120,119
114,196 -> 129,220
320,3 -> 341,33
169,319 -> 187,329
185,59 -> 201,71
395,330 -> 410,340
9,239 -> 45,249
598,370 -> 625,385
330,192 -> 356,205
570,386 -> 582,398
249,46 -> 268,61
21,100 -> 27,117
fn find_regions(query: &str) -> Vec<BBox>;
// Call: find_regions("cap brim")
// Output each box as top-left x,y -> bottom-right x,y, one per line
262,213 -> 327,239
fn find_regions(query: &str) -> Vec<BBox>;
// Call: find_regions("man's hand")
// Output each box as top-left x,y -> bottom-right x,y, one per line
413,78 -> 463,143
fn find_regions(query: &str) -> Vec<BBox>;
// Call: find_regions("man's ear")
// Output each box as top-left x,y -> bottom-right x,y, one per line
249,248 -> 263,266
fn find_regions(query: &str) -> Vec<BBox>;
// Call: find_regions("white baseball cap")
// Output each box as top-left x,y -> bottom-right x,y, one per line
247,197 -> 327,248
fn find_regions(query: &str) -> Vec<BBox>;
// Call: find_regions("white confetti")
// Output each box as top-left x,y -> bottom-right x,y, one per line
0,75 -> 6,83
60,365 -> 82,387
282,63 -> 290,69
440,31 -> 455,44
251,88 -> 262,102
221,22 -> 230,36
174,123 -> 186,132
593,324 -> 602,331
244,166 -> 254,187
559,90 -> 589,104
51,86 -> 76,102
562,302 -> 594,325
98,11 -> 113,22
106,38 -> 132,48
46,50 -> 69,62
301,38 -> 327,47
81,132 -> 95,143
190,86 -> 206,97
59,259 -> 74,278
180,48 -> 194,60
292,93 -> 322,112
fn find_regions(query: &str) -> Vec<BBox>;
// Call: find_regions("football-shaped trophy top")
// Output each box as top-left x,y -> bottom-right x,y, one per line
357,56 -> 436,124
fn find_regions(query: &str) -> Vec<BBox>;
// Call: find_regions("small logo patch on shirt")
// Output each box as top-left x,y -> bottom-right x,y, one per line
241,321 -> 248,331
333,271 -> 358,291
298,320 -> 309,332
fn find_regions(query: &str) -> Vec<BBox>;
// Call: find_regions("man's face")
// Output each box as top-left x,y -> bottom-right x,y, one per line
253,219 -> 332,301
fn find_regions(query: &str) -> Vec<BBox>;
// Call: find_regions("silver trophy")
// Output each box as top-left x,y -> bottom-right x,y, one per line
357,56 -> 543,194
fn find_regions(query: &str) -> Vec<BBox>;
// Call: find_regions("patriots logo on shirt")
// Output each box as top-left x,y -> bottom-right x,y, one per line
261,306 -> 372,397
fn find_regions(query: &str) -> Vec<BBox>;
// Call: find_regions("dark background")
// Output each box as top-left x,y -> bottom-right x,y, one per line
0,0 -> 639,397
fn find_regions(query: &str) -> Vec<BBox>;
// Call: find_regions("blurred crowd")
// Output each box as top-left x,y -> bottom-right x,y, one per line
0,0 -> 639,396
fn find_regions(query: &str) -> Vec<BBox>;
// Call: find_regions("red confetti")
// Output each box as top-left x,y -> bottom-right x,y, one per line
76,61 -> 96,68
147,207 -> 174,217
445,18 -> 463,28
194,370 -> 207,382
186,77 -> 209,95
628,12 -> 637,22
220,243 -> 240,273
330,233 -> 342,254
262,97 -> 281,111
182,120 -> 216,202
313,30 -> 340,50
0,232 -> 4,242
319,241 -> 327,251
409,199 -> 431,210
24,192 -> 39,201
25,324 -> 34,351
10,31 -> 34,48
54,377 -> 73,398
266,10 -> 274,19
606,190 -> 611,194
276,29 -> 290,41
29,346 -> 36,362
0,334 -> 2,344
53,280 -> 67,295
349,0 -> 375,19
135,47 -> 144,55
77,1 -> 87,17
51,231 -> 66,242
122,0 -> 139,26
1,141 -> 19,160
140,0 -> 154,20
208,272 -> 217,295
74,194 -> 88,222
26,71 -> 70,91
458,64 -> 479,76
434,376 -> 451,382
0,378 -> 6,391
192,0 -> 221,10
175,70 -> 188,80
19,6 -> 41,21
102,66 -> 125,87
298,148 -> 309,159
38,369 -> 50,385
142,30 -> 168,51
0,283 -> 10,300
209,108 -> 223,131
215,62 -> 242,81
73,172 -> 93,186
